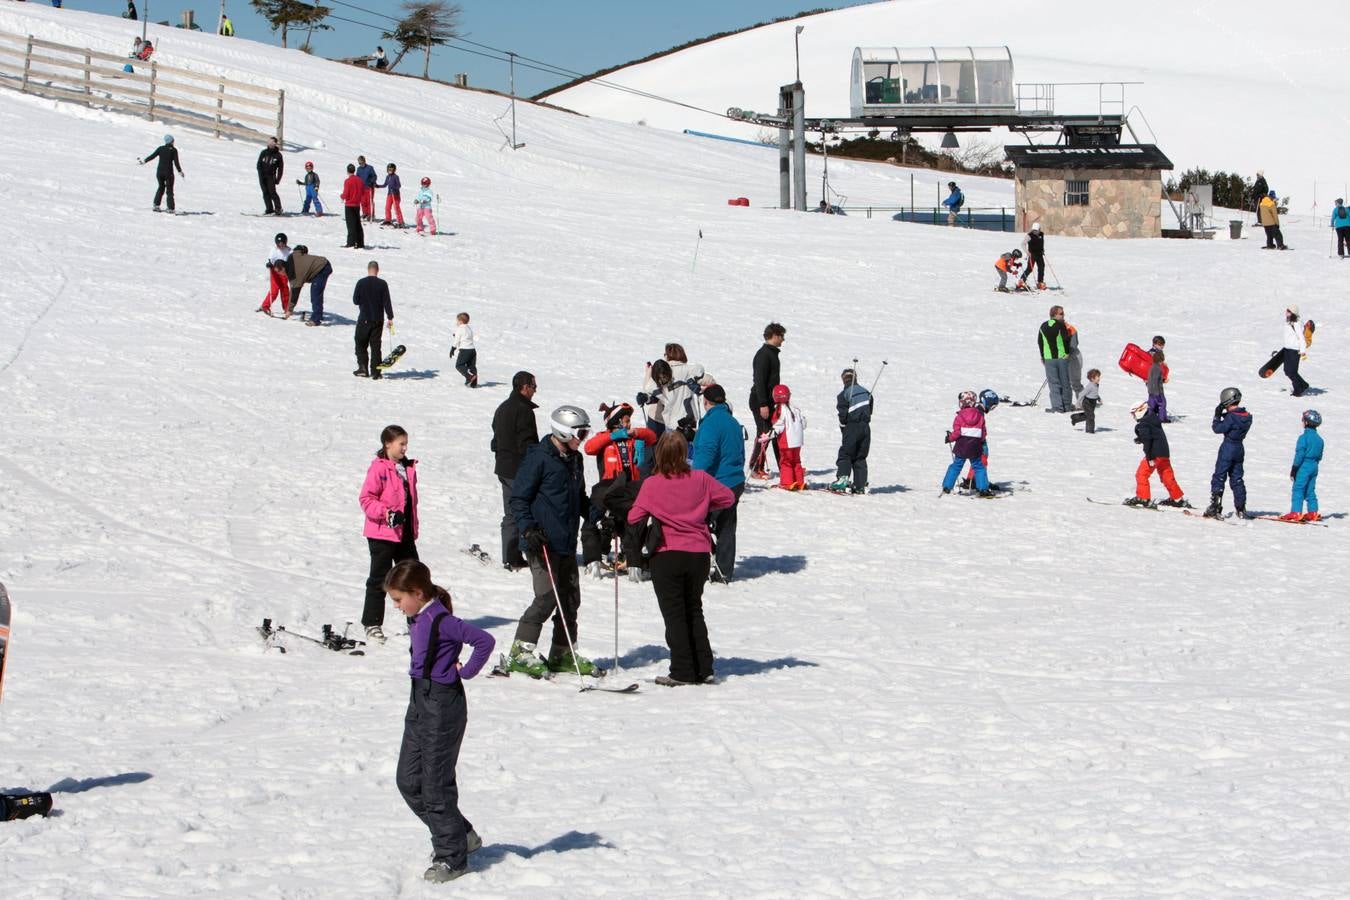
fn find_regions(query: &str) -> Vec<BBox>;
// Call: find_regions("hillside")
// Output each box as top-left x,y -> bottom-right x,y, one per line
2,6 -> 1349,897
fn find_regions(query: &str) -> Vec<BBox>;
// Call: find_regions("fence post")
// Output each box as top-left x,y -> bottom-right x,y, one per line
21,36 -> 33,93
83,52 -> 91,98
215,80 -> 224,139
867,207 -> 872,219
147,61 -> 157,122
275,88 -> 285,146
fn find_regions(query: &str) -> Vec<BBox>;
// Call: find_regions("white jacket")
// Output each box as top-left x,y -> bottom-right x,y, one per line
770,403 -> 806,449
1283,320 -> 1304,351
659,362 -> 712,428
452,323 -> 475,351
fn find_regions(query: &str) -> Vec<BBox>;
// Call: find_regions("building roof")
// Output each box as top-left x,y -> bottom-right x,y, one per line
1003,144 -> 1174,171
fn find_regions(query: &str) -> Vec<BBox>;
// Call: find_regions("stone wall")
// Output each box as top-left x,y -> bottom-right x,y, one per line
1015,168 -> 1163,238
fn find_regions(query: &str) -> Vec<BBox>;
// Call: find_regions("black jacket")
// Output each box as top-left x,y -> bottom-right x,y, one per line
510,437 -> 588,555
144,144 -> 182,179
748,342 -> 781,410
1252,175 -> 1268,201
1026,231 -> 1044,256
491,391 -> 539,479
351,275 -> 392,322
1134,411 -> 1169,460
257,146 -> 284,184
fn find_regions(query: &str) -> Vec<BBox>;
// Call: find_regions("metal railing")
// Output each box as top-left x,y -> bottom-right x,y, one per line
840,206 -> 1016,232
1015,82 -> 1140,118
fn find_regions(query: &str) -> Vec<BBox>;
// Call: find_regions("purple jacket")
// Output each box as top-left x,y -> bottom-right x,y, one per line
407,598 -> 495,684
377,173 -> 401,196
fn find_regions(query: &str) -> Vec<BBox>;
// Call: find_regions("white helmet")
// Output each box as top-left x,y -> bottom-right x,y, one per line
550,405 -> 591,442
1031,222 -> 1042,232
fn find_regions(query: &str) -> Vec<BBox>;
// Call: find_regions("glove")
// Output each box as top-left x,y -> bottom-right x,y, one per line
635,391 -> 650,406
944,432 -> 953,444
685,378 -> 704,396
610,428 -> 628,440
756,433 -> 771,444
448,348 -> 457,358
1290,466 -> 1299,480
386,510 -> 405,528
1214,404 -> 1226,420
523,526 -> 548,555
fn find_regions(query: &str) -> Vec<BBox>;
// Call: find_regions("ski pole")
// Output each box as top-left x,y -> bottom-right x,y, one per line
867,360 -> 889,395
691,228 -> 702,273
1047,259 -> 1064,291
1030,378 -> 1048,406
540,546 -> 587,689
612,535 -> 621,675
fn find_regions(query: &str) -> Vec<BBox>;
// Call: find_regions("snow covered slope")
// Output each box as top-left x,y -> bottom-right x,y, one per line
2,6 -> 1350,897
547,0 -> 1350,207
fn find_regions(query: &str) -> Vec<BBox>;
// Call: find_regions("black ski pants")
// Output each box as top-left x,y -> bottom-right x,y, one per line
454,348 -> 477,385
750,404 -> 780,471
708,482 -> 743,578
1027,251 -> 1045,286
364,535 -> 417,627
259,173 -> 281,214
154,174 -> 175,211
498,476 -> 527,567
835,422 -> 870,488
514,549 -> 580,655
1284,348 -> 1309,396
396,678 -> 474,868
1337,226 -> 1350,257
651,550 -> 714,683
1071,397 -> 1099,433
355,319 -> 383,375
1263,224 -> 1286,249
344,205 -> 365,249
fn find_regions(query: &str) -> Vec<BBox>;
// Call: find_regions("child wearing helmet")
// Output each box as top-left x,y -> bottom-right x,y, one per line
1124,400 -> 1189,508
942,391 -> 992,496
759,384 -> 805,489
1205,387 -> 1253,518
414,177 -> 437,236
1281,410 -> 1324,521
994,249 -> 1022,293
830,368 -> 873,494
377,163 -> 404,228
581,402 -> 658,577
257,232 -> 293,317
959,389 -> 1000,489
296,161 -> 323,216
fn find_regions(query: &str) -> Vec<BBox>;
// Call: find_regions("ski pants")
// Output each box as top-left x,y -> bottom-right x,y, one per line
302,185 -> 323,215
944,454 -> 987,492
1210,447 -> 1246,507
498,477 -> 526,567
835,421 -> 870,488
262,267 -> 290,313
514,549 -> 581,656
361,186 -> 374,219
778,446 -> 804,487
651,550 -> 714,683
1284,348 -> 1308,395
364,535 -> 418,627
154,174 -> 175,211
1337,226 -> 1350,257
259,173 -> 281,214
1068,350 -> 1084,402
708,482 -> 742,578
1291,461 -> 1319,514
384,194 -> 404,225
1071,398 -> 1099,433
355,319 -> 383,375
1263,224 -> 1285,249
1136,456 -> 1183,501
416,207 -> 437,234
344,205 -> 365,248
1043,357 -> 1073,412
307,262 -> 332,323
1028,251 -> 1045,286
397,678 -> 474,868
1147,393 -> 1168,422
996,264 -> 1010,290
454,348 -> 477,385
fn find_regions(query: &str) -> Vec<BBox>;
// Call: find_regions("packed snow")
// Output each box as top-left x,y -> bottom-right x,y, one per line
1,5 -> 1349,897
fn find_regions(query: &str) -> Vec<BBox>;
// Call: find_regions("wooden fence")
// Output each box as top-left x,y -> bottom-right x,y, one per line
0,29 -> 285,143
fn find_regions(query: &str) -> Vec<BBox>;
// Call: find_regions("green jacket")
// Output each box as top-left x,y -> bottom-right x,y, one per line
1038,318 -> 1069,360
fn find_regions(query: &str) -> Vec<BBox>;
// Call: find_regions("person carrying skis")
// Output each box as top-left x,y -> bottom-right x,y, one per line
1020,222 -> 1046,290
386,559 -> 492,884
352,260 -> 393,378
491,372 -> 539,571
760,384 -> 806,489
1282,409 -> 1324,522
942,181 -> 964,226
356,156 -> 377,222
830,368 -> 872,494
1282,305 -> 1310,397
359,424 -> 420,644
581,402 -> 656,579
257,231 -> 292,317
691,384 -> 746,582
1205,387 -> 1253,519
1332,198 -> 1350,258
139,134 -> 183,213
449,312 -> 477,386
1258,190 -> 1287,249
994,249 -> 1022,292
296,161 -> 323,217
1038,305 -> 1073,413
378,163 -> 404,227
414,177 -> 437,235
1125,401 -> 1189,508
504,406 -> 593,678
747,323 -> 785,479
340,164 -> 366,249
287,245 -> 331,326
256,136 -> 284,216
942,391 -> 992,497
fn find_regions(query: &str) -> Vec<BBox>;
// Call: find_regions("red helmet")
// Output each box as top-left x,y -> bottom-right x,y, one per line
771,384 -> 791,403
304,160 -> 313,168
420,177 -> 431,187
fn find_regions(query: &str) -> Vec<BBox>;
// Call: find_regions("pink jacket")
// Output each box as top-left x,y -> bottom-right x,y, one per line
359,457 -> 419,542
627,470 -> 734,554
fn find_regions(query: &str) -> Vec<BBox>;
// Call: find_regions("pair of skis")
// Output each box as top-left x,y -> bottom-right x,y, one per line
257,618 -> 366,655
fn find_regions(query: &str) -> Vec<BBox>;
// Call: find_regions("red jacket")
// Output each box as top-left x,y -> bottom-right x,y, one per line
341,174 -> 365,208
584,428 -> 656,481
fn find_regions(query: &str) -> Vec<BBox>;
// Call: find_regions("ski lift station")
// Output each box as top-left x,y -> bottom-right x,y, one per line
850,46 -> 1014,116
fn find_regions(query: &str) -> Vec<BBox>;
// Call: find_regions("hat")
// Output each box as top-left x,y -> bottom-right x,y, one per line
947,181 -> 956,188
1286,304 -> 1299,317
841,368 -> 855,383
702,384 -> 726,404
163,134 -> 174,144
599,402 -> 633,430
1268,190 -> 1277,198
274,232 -> 287,244
1030,222 -> 1041,232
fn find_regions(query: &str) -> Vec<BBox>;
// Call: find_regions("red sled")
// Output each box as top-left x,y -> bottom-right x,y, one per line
1118,343 -> 1169,382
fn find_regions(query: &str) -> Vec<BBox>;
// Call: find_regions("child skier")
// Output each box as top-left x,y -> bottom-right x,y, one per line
449,312 -> 477,387
296,161 -> 323,216
1125,401 -> 1189,508
960,389 -> 1000,489
414,177 -> 437,236
257,232 -> 292,317
385,559 -> 493,884
830,368 -> 872,494
378,163 -> 404,227
1071,369 -> 1103,433
994,249 -> 1023,292
1282,409 -> 1324,521
1146,349 -> 1168,421
582,402 -> 657,577
942,390 -> 992,496
359,424 -> 420,644
1205,387 -> 1253,519
759,384 -> 805,489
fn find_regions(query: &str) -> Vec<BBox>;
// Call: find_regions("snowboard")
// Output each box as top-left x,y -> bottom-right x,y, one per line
1259,321 -> 1315,378
376,345 -> 406,372
0,584 -> 10,703
1,791 -> 53,821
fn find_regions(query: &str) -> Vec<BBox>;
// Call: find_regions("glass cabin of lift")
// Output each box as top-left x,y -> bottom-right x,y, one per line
850,46 -> 1015,117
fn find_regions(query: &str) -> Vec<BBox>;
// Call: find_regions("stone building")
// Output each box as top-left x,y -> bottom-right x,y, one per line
1003,145 -> 1174,238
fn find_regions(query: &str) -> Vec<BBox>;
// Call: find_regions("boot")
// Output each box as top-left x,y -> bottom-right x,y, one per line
548,649 -> 598,676
505,640 -> 549,678
1303,511 -> 1321,522
1278,511 -> 1302,522
1158,497 -> 1193,508
423,861 -> 467,883
1123,497 -> 1154,508
1203,491 -> 1223,518
828,477 -> 850,492
1234,504 -> 1249,520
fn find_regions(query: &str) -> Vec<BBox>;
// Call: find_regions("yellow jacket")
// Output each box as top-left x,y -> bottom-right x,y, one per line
1258,195 -> 1279,226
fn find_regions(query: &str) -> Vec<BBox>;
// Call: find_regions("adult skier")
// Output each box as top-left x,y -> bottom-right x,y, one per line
1037,305 -> 1073,413
256,136 -> 284,216
1021,222 -> 1046,290
691,384 -> 746,582
1331,198 -> 1350,258
830,368 -> 872,494
1282,305 -> 1310,397
1250,170 -> 1268,223
491,372 -> 540,570
1205,387 -> 1253,519
340,164 -> 366,249
138,134 -> 183,213
942,181 -> 964,226
747,323 -> 785,479
287,245 -> 332,326
352,260 -> 393,379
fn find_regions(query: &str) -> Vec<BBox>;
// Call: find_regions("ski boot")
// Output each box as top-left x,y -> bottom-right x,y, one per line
423,861 -> 467,883
1037,282 -> 1047,290
851,485 -> 867,495
828,477 -> 851,493
995,286 -> 1011,293
505,640 -> 549,678
548,649 -> 598,676
364,625 -> 387,645
977,489 -> 998,499
1123,497 -> 1155,508
1278,511 -> 1303,522
1202,491 -> 1224,519
584,560 -> 605,579
1234,505 -> 1250,520
1158,497 -> 1193,508
1303,511 -> 1321,522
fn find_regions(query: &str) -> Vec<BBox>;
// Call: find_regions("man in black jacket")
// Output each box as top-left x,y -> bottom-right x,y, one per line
257,136 -> 284,215
491,371 -> 539,569
352,261 -> 393,379
747,322 -> 785,478
1251,170 -> 1268,224
139,134 -> 183,212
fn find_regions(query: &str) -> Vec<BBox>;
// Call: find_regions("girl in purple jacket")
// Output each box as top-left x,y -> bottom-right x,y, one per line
386,560 -> 495,884
358,425 -> 420,644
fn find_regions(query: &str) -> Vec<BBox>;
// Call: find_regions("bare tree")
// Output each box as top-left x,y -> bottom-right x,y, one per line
382,1 -> 462,78
250,0 -> 331,49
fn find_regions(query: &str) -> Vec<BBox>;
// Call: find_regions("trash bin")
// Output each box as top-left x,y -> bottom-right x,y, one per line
1229,220 -> 1243,239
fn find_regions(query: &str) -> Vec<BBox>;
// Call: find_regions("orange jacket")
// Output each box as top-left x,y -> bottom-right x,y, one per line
584,428 -> 657,480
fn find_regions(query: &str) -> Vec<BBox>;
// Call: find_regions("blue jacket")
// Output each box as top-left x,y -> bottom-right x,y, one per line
377,172 -> 401,196
1212,408 -> 1252,458
511,437 -> 588,555
837,383 -> 873,425
942,187 -> 964,210
1332,205 -> 1350,228
691,403 -> 746,489
1293,428 -> 1324,470
356,163 -> 376,188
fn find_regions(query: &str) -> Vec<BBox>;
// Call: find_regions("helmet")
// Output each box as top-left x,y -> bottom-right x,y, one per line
601,401 -> 634,430
304,160 -> 314,168
1012,249 -> 1023,258
1303,409 -> 1322,428
978,389 -> 1000,411
771,384 -> 791,403
1131,401 -> 1149,421
274,232 -> 287,244
1219,387 -> 1242,408
163,134 -> 174,144
958,390 -> 977,409
549,405 -> 591,442
1030,222 -> 1041,232
420,177 -> 431,186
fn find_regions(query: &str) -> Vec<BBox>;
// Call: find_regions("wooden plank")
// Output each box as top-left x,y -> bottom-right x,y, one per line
150,77 -> 278,111
0,80 -> 268,140
26,39 -> 142,68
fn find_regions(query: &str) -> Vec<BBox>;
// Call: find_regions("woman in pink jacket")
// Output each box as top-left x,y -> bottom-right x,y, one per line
627,432 -> 734,686
359,424 -> 420,644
